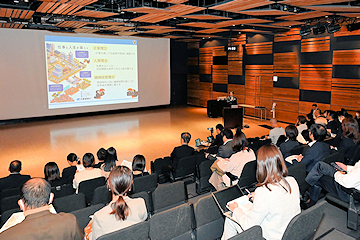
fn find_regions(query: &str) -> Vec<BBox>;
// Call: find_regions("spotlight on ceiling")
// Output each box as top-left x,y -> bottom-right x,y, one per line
327,22 -> 341,34
313,25 -> 326,35
300,25 -> 311,36
347,22 -> 360,32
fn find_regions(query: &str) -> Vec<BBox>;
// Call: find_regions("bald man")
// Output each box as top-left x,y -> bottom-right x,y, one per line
267,118 -> 285,145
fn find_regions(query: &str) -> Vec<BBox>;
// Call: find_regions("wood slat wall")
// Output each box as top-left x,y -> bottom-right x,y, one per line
301,36 -> 330,52
333,50 -> 360,65
299,65 -> 332,91
274,28 -> 301,42
274,52 -> 299,77
245,42 -> 273,55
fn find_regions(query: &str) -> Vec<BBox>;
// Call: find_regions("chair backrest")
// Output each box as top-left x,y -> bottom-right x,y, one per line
53,193 -> 86,213
149,203 -> 195,240
351,144 -> 360,163
152,158 -> 171,174
321,151 -> 340,164
70,203 -> 104,234
287,163 -> 308,195
91,185 -> 111,205
195,153 -> 207,166
152,181 -> 187,213
194,195 -> 224,240
132,173 -> 158,194
0,187 -> 20,201
290,144 -> 309,155
197,160 -> 213,178
0,195 -> 20,213
173,155 -> 197,180
276,135 -> 287,147
129,191 -> 153,215
0,208 -> 20,227
281,201 -> 326,240
97,220 -> 150,240
229,225 -> 265,240
51,184 -> 75,199
78,177 -> 106,203
237,160 -> 257,188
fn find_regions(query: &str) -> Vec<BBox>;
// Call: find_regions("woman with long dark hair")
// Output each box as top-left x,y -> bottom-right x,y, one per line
92,166 -> 147,239
101,147 -> 118,178
221,144 -> 300,240
44,162 -> 66,187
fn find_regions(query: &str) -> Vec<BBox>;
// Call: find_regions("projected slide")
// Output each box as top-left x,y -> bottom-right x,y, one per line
45,36 -> 138,109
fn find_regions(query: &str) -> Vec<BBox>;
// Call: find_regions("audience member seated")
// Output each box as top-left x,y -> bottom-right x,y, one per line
295,124 -> 333,172
265,118 -> 284,145
221,144 -> 300,240
355,111 -> 360,132
226,91 -> 237,106
44,162 -> 67,187
326,111 -> 341,139
280,125 -> 300,159
304,160 -> 360,208
206,128 -> 234,161
315,116 -> 327,127
210,123 -> 224,147
338,108 -> 350,123
62,153 -> 84,184
89,166 -> 147,240
73,153 -> 102,193
209,131 -> 256,190
0,178 -> 82,239
94,148 -> 106,168
338,117 -> 360,160
101,147 -> 118,178
323,110 -> 330,118
0,160 -> 30,192
132,154 -> 149,178
170,132 -> 194,170
295,115 -> 308,144
306,113 -> 315,129
310,103 -> 319,120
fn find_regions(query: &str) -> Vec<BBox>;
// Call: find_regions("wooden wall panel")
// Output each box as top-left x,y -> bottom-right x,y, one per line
301,36 -> 330,52
334,26 -> 360,37
245,42 -> 273,55
333,50 -> 360,65
188,57 -> 198,66
331,88 -> 360,111
273,87 -> 299,103
212,46 -> 227,56
276,110 -> 299,123
299,102 -> 330,115
212,65 -> 228,84
187,74 -> 199,82
199,47 -> 213,74
274,52 -> 299,77
187,81 -> 212,107
274,28 -> 301,42
228,60 -> 242,75
299,65 -> 332,91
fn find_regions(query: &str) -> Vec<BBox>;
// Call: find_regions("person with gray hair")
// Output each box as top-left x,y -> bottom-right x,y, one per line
266,118 -> 285,145
0,178 -> 82,239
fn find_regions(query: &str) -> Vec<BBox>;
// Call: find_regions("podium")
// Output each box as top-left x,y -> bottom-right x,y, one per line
207,100 -> 227,118
223,107 -> 243,129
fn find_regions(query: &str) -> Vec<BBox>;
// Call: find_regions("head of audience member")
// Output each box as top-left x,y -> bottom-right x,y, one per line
132,155 -> 146,173
314,109 -> 321,119
342,118 -> 360,144
44,162 -> 61,182
83,153 -> 95,168
19,178 -> 53,211
108,166 -> 133,221
309,124 -> 327,142
9,160 -> 22,173
315,116 -> 327,126
285,125 -> 298,141
256,144 -> 291,192
232,132 -> 250,152
180,132 -> 191,145
269,118 -> 279,128
215,124 -> 224,135
229,91 -> 234,97
221,128 -> 234,143
97,148 -> 106,163
312,104 -> 318,111
67,153 -> 79,166
326,110 -> 337,121
103,147 -> 118,172
296,116 -> 306,126
323,110 -> 330,118
338,109 -> 349,123
356,111 -> 360,120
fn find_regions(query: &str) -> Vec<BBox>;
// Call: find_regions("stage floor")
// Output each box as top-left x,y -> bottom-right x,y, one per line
0,106 -> 287,178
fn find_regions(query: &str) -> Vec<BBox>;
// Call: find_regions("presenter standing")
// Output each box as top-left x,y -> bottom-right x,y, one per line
226,91 -> 237,106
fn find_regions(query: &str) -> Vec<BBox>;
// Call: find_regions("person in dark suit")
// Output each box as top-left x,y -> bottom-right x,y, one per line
295,124 -> 333,172
170,132 -> 194,170
325,111 -> 342,147
338,117 -> 360,160
210,123 -> 224,147
206,128 -> 234,161
280,125 -> 300,159
0,178 -> 83,239
226,91 -> 237,106
309,103 -> 318,119
0,160 -> 31,192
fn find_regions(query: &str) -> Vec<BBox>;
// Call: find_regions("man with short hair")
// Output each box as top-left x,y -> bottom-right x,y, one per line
206,128 -> 234,161
171,132 -> 194,170
310,103 -> 319,119
267,118 -> 285,145
296,124 -> 333,172
0,178 -> 82,239
0,160 -> 31,192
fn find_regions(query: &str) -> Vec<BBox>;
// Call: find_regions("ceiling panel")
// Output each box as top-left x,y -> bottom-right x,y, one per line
239,9 -> 295,16
177,22 -> 218,28
277,11 -> 331,21
281,0 -> 356,7
304,5 -> 360,12
122,7 -> 171,14
0,8 -> 34,20
181,14 -> 232,20
157,0 -> 189,3
56,20 -> 89,28
196,28 -> 230,34
215,18 -> 273,28
0,23 -> 24,29
270,21 -> 304,26
73,10 -> 119,18
210,0 -> 273,13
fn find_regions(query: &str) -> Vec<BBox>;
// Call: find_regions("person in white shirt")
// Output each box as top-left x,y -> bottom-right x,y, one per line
221,144 -> 301,240
296,115 -> 308,144
73,153 -> 102,193
266,118 -> 285,145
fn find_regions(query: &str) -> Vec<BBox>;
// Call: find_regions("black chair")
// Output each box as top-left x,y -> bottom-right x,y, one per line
51,184 -> 75,199
149,203 -> 195,240
78,177 -> 106,204
195,153 -> 207,166
0,187 -> 20,201
194,195 -> 224,240
349,144 -> 360,165
131,173 -> 158,194
170,155 -> 197,183
195,160 -> 214,194
320,151 -> 341,164
276,135 -> 287,147
91,185 -> 111,205
229,225 -> 265,240
288,162 -> 309,196
151,157 -> 171,183
70,203 -> 104,234
152,181 -> 187,213
206,146 -> 219,154
53,193 -> 86,213
237,160 -> 257,189
281,201 -> 326,240
0,195 -> 20,214
129,191 -> 153,216
97,220 -> 149,240
1,208 -> 20,227
290,144 -> 309,155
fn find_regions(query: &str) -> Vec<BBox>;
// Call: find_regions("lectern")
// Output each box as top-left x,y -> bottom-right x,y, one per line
223,107 -> 243,129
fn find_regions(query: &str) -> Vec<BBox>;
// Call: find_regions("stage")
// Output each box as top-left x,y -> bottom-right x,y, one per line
0,106 -> 287,178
